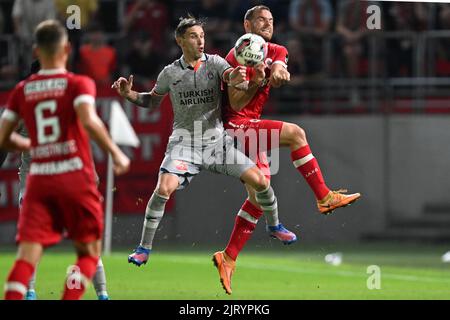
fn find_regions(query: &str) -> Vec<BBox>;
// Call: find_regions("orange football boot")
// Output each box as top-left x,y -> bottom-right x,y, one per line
317,189 -> 361,215
212,251 -> 235,295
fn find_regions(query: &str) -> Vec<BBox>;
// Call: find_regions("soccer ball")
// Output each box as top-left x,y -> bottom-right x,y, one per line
233,33 -> 266,67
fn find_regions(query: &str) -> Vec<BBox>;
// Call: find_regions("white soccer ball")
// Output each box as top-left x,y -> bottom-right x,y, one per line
233,33 -> 266,67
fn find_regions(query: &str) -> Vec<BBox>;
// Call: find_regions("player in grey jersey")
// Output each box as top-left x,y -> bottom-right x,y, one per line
112,16 -> 295,294
15,122 -> 110,300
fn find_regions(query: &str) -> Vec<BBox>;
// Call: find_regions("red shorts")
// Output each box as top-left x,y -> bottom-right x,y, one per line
17,171 -> 104,247
224,118 -> 284,180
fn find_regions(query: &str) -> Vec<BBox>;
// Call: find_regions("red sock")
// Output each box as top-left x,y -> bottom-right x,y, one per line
225,200 -> 263,261
4,260 -> 35,300
291,145 -> 330,200
62,255 -> 99,300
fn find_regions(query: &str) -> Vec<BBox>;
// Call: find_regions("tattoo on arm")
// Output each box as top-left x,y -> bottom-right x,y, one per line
127,92 -> 163,111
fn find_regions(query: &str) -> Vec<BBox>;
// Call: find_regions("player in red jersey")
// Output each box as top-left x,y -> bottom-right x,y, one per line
0,20 -> 130,300
213,5 -> 361,293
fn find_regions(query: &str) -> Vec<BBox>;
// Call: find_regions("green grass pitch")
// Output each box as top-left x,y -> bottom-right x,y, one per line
1,244 -> 450,300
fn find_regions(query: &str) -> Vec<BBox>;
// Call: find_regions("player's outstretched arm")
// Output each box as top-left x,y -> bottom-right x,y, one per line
111,75 -> 164,111
76,102 -> 130,175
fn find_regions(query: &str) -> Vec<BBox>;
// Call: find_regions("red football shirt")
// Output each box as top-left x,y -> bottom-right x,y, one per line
6,69 -> 97,178
223,42 -> 289,120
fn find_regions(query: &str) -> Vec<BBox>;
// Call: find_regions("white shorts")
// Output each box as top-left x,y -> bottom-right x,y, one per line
160,134 -> 255,189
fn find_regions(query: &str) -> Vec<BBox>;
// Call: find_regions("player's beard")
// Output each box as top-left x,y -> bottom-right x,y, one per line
252,25 -> 272,42
258,31 -> 272,42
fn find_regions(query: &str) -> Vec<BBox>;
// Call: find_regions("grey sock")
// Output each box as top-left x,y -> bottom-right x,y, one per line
28,270 -> 37,291
140,192 -> 169,249
93,258 -> 108,297
255,185 -> 279,227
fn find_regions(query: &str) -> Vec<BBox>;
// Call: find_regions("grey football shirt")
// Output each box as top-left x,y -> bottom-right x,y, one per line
153,53 -> 232,146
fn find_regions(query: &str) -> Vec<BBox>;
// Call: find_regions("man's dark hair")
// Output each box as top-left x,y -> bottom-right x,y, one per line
174,14 -> 205,38
244,5 -> 271,21
34,20 -> 68,55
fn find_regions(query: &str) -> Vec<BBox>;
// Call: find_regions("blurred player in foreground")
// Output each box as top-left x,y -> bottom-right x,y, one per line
0,20 -> 129,300
213,5 -> 361,294
0,60 -> 111,300
112,16 -> 295,294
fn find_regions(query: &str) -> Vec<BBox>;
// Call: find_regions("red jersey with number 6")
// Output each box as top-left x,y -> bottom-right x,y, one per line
6,69 -> 97,178
223,42 -> 289,120
6,69 -> 104,246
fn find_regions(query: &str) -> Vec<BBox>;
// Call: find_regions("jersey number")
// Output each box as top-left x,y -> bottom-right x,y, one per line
35,100 -> 60,144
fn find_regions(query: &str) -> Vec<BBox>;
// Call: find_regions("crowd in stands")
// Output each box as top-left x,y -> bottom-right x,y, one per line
1,0 -> 450,108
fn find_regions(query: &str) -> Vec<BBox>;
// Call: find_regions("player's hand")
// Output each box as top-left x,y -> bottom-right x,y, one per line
250,63 -> 266,86
229,66 -> 247,87
112,150 -> 130,176
270,68 -> 290,88
111,75 -> 134,99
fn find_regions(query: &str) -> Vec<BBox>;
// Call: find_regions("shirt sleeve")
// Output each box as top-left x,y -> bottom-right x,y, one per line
213,55 -> 232,82
272,44 -> 289,68
73,76 -> 96,108
152,67 -> 170,95
2,85 -> 21,122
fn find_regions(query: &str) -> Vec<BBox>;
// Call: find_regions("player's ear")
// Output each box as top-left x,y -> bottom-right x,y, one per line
64,41 -> 72,55
244,20 -> 251,33
175,36 -> 183,47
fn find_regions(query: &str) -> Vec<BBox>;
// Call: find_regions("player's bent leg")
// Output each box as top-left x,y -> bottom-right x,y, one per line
279,122 -> 307,151
128,173 -> 178,267
239,166 -> 268,192
62,240 -> 101,300
224,185 -> 264,262
280,122 -> 361,214
4,242 -> 42,300
247,186 -> 297,245
240,168 -> 297,244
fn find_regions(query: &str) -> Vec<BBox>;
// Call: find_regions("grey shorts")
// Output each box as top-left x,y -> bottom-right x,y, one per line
160,134 -> 255,189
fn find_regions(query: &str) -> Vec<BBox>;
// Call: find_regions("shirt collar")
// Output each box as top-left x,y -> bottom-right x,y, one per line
179,53 -> 207,69
37,68 -> 67,75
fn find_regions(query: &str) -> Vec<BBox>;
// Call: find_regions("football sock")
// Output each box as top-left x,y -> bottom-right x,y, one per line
291,145 -> 330,200
225,200 -> 263,261
62,255 -> 98,300
92,258 -> 108,298
140,192 -> 169,250
255,185 -> 279,227
4,259 -> 35,300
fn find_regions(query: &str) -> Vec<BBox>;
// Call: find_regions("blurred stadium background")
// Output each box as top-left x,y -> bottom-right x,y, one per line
1,0 -> 450,299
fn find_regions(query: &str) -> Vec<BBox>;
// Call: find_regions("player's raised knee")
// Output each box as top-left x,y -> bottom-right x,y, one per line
284,123 -> 307,146
155,185 -> 174,198
241,167 -> 269,192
